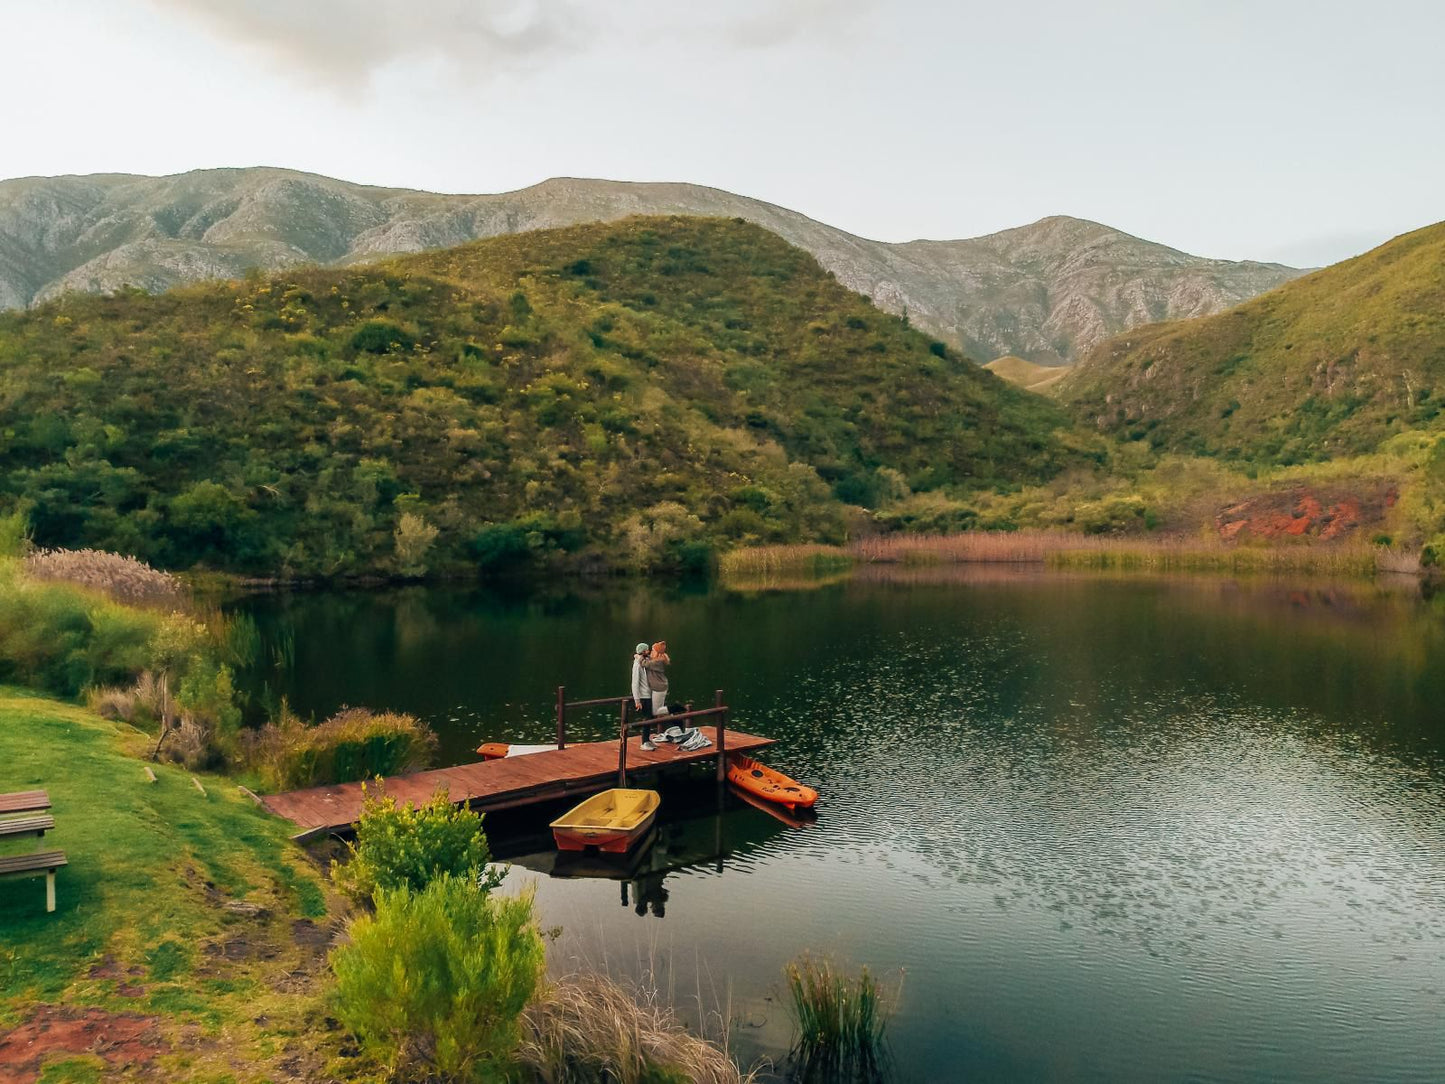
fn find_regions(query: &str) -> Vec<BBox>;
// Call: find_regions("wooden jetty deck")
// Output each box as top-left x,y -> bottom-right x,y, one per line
262,727 -> 774,841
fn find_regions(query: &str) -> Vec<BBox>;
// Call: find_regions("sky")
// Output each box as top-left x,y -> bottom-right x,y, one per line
2,0 -> 1441,266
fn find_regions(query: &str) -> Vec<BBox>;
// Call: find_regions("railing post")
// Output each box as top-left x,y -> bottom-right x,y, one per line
556,686 -> 566,750
617,700 -> 630,788
715,688 -> 727,783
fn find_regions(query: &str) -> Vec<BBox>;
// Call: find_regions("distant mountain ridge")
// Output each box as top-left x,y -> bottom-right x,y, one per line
0,167 -> 1303,363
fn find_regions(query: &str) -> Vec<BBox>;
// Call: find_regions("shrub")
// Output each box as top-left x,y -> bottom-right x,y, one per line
784,955 -> 897,1083
394,512 -> 440,577
331,784 -> 499,904
242,706 -> 438,793
350,320 -> 415,354
330,876 -> 544,1083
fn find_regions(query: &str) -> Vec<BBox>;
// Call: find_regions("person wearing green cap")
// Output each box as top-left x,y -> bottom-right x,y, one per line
630,642 -> 656,750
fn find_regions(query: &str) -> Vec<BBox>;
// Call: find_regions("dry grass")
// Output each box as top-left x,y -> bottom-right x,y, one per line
241,704 -> 438,791
853,530 -> 1062,564
518,972 -> 758,1084
22,547 -> 186,607
724,530 -> 1404,583
718,544 -> 853,577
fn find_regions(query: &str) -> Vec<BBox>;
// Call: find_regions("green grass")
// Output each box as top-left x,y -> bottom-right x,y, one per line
784,955 -> 894,1083
0,688 -> 333,1079
1063,219 -> 1445,463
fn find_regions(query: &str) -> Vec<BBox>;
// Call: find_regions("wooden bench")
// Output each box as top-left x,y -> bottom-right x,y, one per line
0,814 -> 54,841
0,790 -> 50,816
0,851 -> 68,912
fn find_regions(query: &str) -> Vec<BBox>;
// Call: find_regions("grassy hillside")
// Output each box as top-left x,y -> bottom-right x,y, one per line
983,355 -> 1069,393
0,216 -> 1076,578
1062,221 -> 1445,463
0,689 -> 335,1081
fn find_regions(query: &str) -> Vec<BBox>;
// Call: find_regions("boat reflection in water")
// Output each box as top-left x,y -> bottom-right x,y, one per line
497,783 -> 812,917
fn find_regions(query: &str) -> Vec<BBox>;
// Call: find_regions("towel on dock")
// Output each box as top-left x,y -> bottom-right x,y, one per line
656,725 -> 713,752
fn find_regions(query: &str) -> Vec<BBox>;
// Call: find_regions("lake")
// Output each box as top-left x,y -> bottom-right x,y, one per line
233,568 -> 1445,1082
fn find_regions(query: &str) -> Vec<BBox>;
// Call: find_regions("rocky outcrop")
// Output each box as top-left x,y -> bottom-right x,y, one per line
0,168 -> 1303,362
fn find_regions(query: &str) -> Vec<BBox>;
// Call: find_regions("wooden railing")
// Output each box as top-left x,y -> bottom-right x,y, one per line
554,686 -> 729,788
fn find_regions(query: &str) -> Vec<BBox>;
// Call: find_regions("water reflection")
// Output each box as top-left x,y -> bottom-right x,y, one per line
499,791 -> 797,921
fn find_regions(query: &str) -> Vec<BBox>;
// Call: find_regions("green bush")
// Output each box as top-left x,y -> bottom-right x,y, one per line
331,875 -> 544,1083
350,320 -> 415,354
332,785 -> 500,904
243,706 -> 438,794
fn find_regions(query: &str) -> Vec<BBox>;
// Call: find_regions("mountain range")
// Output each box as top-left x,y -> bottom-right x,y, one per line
0,167 -> 1303,364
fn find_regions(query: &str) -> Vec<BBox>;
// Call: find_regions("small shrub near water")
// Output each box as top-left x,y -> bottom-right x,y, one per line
330,874 -> 545,1083
331,785 -> 499,904
785,954 -> 897,1083
241,705 -> 438,792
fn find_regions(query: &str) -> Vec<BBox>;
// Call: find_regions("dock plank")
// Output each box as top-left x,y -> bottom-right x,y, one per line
260,727 -> 772,837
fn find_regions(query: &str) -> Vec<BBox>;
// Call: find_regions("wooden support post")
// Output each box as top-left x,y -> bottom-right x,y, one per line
617,700 -> 630,788
191,776 -> 207,798
556,686 -> 567,750
46,869 -> 56,913
142,766 -> 156,783
715,689 -> 728,783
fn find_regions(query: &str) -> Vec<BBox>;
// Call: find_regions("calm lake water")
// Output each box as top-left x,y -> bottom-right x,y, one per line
234,569 -> 1445,1082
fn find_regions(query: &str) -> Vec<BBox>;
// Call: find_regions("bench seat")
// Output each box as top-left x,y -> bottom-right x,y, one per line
0,814 -> 54,839
0,790 -> 50,816
0,850 -> 68,912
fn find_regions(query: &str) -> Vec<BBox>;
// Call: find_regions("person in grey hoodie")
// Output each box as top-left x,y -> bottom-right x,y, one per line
630,642 -> 656,750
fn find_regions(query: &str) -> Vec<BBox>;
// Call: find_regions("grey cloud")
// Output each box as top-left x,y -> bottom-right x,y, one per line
151,0 -> 879,88
151,0 -> 584,85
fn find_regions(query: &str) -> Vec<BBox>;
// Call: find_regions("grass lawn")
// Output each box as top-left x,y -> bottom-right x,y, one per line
0,688 -> 344,1083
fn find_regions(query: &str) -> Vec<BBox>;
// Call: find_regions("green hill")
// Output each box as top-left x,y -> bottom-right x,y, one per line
983,355 -> 1070,393
1062,221 -> 1445,463
0,216 -> 1075,577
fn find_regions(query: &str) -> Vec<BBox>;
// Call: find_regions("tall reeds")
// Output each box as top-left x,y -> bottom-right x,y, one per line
719,544 -> 853,577
519,972 -> 757,1084
784,955 -> 897,1083
22,547 -> 186,607
724,531 -> 1404,582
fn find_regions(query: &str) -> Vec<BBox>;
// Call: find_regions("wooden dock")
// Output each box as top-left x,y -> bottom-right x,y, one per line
261,727 -> 774,841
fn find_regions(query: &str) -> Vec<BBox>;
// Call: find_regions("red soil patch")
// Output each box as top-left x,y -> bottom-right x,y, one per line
0,1006 -> 167,1084
1214,485 -> 1391,543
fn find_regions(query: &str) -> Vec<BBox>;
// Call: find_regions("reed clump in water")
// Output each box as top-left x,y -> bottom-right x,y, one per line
718,544 -> 853,577
519,972 -> 757,1084
784,954 -> 897,1082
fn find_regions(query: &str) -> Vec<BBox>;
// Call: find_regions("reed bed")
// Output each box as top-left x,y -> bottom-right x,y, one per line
784,955 -> 897,1083
1046,537 -> 1383,577
718,544 -> 853,577
852,530 -> 1067,564
519,972 -> 758,1084
22,547 -> 186,607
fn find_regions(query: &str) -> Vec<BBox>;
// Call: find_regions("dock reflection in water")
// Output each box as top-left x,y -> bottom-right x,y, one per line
497,785 -> 804,920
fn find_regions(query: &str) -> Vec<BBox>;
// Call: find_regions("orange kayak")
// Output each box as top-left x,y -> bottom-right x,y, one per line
726,754 -> 817,813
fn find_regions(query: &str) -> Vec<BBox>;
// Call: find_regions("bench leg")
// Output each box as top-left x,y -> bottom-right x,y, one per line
46,869 -> 56,913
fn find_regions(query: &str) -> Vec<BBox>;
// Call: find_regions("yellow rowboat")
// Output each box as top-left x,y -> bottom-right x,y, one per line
550,788 -> 661,853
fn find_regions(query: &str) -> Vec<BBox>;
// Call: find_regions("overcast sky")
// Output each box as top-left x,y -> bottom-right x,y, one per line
3,0 -> 1441,265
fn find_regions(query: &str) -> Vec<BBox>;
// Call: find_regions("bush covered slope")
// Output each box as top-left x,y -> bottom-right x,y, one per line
1062,221 -> 1445,464
0,216 -> 1075,577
